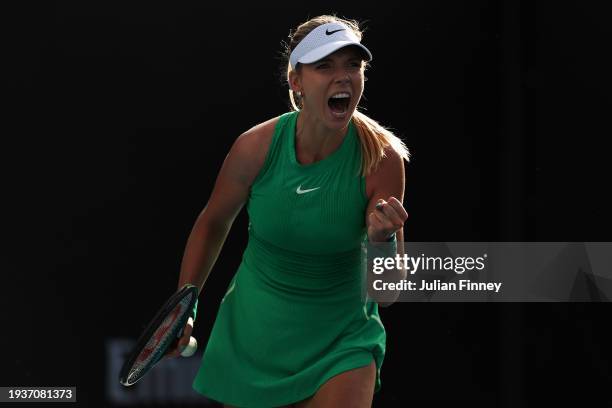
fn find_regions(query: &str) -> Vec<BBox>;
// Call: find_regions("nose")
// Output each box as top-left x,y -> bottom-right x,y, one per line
334,73 -> 351,84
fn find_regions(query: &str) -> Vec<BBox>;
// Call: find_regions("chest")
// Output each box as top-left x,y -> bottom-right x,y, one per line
247,168 -> 367,253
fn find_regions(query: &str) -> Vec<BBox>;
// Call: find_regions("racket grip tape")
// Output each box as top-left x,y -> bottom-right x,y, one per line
191,298 -> 198,322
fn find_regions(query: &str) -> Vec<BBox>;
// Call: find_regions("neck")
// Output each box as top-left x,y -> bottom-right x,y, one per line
295,109 -> 349,163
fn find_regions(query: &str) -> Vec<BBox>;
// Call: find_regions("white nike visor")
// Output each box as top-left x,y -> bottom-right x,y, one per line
289,22 -> 373,70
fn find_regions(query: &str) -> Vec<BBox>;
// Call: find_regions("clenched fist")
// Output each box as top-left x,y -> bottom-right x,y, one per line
367,196 -> 408,242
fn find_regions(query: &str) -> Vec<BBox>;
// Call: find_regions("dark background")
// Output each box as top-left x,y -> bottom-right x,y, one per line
3,1 -> 612,407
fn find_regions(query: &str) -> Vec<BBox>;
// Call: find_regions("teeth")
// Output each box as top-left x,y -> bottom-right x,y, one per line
330,93 -> 350,99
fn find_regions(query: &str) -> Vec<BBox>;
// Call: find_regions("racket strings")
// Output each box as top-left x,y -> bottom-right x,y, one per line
126,294 -> 194,385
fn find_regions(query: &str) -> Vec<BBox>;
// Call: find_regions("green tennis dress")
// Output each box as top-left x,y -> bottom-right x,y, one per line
192,111 -> 386,407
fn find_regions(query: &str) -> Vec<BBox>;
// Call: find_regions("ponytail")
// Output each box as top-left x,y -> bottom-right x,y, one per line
352,109 -> 410,177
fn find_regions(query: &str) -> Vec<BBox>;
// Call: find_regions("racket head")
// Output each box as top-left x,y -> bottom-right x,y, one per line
119,284 -> 198,387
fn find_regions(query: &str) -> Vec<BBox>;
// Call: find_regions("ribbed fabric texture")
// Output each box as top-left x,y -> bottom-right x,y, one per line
192,111 -> 386,407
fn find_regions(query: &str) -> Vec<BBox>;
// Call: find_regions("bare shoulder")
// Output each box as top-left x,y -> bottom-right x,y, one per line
235,116 -> 279,150
365,145 -> 406,199
379,145 -> 405,176
226,116 -> 280,186
232,116 -> 279,163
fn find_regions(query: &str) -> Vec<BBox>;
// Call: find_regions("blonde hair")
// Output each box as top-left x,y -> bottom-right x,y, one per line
282,15 -> 410,176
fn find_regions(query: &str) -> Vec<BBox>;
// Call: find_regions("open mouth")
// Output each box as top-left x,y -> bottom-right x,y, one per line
327,93 -> 351,117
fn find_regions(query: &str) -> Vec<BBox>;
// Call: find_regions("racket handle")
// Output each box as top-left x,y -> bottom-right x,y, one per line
180,336 -> 198,357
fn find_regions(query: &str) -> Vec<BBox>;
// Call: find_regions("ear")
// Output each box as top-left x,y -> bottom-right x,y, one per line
288,70 -> 302,93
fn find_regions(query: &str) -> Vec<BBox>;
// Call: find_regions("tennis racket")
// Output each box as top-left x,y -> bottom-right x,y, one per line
119,284 -> 199,387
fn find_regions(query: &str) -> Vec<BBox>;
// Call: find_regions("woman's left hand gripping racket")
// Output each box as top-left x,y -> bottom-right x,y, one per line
119,284 -> 199,387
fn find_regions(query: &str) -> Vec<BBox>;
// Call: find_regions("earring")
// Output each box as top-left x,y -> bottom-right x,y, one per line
295,91 -> 302,98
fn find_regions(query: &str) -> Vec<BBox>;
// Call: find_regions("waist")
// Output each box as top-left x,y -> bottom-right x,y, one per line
242,230 -> 365,297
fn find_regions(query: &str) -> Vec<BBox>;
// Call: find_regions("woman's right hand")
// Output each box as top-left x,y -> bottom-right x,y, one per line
164,317 -> 194,359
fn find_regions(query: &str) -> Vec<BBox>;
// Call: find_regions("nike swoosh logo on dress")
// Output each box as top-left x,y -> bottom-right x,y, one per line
296,185 -> 321,194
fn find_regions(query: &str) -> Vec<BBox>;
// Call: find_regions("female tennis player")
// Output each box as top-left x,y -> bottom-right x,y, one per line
167,15 -> 410,407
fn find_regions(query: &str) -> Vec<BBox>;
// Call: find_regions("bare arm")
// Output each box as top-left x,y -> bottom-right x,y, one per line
365,146 -> 408,307
177,118 -> 277,294
167,119 -> 277,358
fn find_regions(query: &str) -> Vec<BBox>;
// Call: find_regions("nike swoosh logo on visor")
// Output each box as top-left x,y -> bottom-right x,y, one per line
325,28 -> 345,35
296,185 -> 321,194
